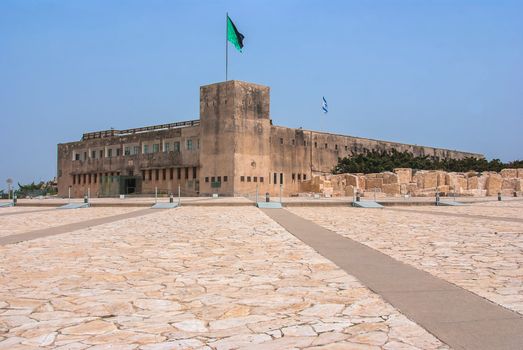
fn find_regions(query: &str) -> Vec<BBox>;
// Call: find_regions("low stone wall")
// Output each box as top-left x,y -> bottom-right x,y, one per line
299,168 -> 523,198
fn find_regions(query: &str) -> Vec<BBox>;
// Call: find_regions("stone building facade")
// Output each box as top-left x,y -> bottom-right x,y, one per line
57,80 -> 483,197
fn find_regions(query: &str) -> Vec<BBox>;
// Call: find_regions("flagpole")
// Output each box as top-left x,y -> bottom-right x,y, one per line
225,12 -> 228,81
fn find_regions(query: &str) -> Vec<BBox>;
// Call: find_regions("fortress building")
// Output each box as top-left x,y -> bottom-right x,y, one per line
57,80 -> 483,197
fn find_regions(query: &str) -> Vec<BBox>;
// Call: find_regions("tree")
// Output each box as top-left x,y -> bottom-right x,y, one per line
333,150 -> 521,174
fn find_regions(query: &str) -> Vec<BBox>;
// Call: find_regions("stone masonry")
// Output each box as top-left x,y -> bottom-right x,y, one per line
57,80 -> 483,198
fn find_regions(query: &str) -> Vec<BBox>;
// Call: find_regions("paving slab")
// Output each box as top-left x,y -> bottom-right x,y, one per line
389,207 -> 523,224
0,208 -> 158,245
0,207 -> 449,349
262,208 -> 523,350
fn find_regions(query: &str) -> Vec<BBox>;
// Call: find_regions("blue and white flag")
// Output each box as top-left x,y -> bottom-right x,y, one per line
322,96 -> 328,114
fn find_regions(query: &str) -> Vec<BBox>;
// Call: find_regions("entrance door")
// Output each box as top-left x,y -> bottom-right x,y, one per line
125,178 -> 136,194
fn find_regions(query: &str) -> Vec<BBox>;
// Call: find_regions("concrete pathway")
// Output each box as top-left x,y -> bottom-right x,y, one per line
0,208 -> 55,217
0,208 -> 159,245
388,207 -> 523,224
262,208 -> 523,350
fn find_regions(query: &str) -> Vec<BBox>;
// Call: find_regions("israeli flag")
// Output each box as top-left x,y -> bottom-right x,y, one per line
322,96 -> 328,114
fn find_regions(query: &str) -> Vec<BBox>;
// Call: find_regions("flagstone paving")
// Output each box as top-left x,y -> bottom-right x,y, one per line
395,200 -> 523,220
289,202 -> 523,315
0,207 -> 448,349
0,207 -> 142,238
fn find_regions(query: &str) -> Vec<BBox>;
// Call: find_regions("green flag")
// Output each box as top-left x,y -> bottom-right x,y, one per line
227,15 -> 244,52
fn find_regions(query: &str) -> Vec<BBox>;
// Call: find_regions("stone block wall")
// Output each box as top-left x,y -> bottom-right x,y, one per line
298,168 -> 523,198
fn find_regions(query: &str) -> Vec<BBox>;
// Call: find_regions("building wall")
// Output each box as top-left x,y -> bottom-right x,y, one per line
57,125 -> 200,197
198,81 -> 236,196
267,126 -> 482,196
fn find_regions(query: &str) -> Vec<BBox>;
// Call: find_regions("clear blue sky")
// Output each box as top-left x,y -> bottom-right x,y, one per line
1,0 -> 522,189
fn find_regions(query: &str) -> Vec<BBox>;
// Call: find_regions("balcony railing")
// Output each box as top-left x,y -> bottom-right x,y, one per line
82,119 -> 200,140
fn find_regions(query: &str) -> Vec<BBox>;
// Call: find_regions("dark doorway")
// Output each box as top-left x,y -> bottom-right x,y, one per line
124,178 -> 136,194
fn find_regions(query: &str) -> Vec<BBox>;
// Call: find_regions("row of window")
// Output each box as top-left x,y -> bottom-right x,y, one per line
73,139 -> 198,161
205,176 -> 228,183
72,172 -> 121,185
291,173 -> 308,182
142,167 -> 197,182
273,137 -> 350,151
239,176 -> 264,183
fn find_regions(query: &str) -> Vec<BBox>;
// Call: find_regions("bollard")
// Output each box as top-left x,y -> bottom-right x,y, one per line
265,192 -> 270,203
13,194 -> 17,206
84,195 -> 88,204
356,191 -> 360,202
498,192 -> 502,201
169,193 -> 174,203
435,192 -> 440,206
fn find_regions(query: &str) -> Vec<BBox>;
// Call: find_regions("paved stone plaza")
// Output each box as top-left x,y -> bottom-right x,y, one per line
290,202 -> 523,315
0,201 -> 522,349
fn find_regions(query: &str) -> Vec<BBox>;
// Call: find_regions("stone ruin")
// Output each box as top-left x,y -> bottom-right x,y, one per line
298,168 -> 523,198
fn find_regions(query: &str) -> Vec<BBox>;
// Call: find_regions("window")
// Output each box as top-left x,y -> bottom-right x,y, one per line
260,177 -> 264,183
88,174 -> 92,184
224,176 -> 228,182
155,169 -> 159,181
108,149 -> 113,157
217,176 -> 221,182
335,144 -> 338,150
164,143 -> 170,152
280,173 -> 283,184
162,169 -> 166,180
187,139 -> 193,150
185,167 -> 189,179
153,144 -> 160,153
192,167 -> 197,179
240,176 -> 245,182
91,150 -> 96,158
314,142 -> 317,148
177,168 -> 181,180
73,175 -> 76,185
280,138 -> 283,145
292,173 -> 296,182
94,174 -> 97,183
273,173 -> 277,184
303,174 -> 307,181
324,143 -> 328,149
304,140 -> 307,146
133,146 -> 140,155
170,168 -> 174,180
116,148 -> 121,156
345,145 -> 348,151
211,177 -> 215,182
99,150 -> 103,158
247,176 -> 251,182
174,142 -> 180,152
148,169 -> 152,181
142,170 -> 146,181
125,147 -> 130,155
143,145 -> 149,154
254,176 -> 257,182
292,139 -> 295,146
83,174 -> 87,184
205,177 -> 209,183
75,153 -> 80,161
